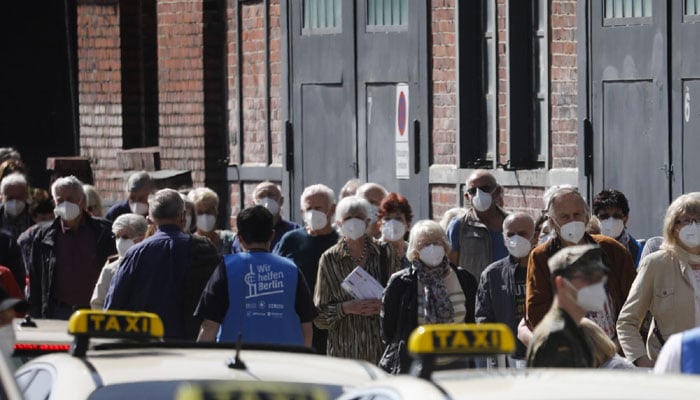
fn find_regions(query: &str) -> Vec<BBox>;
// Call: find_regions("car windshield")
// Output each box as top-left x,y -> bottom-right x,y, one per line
86,380 -> 344,400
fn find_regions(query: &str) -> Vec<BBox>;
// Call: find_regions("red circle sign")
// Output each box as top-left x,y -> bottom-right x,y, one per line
398,91 -> 407,136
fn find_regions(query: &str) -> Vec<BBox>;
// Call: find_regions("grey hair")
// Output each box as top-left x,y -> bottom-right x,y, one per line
51,176 -> 85,199
126,171 -> 153,193
300,184 -> 335,207
149,189 -> 184,221
546,186 -> 587,216
543,184 -> 576,212
0,172 -> 28,193
112,213 -> 148,237
407,220 -> 451,261
83,184 -> 103,217
335,195 -> 370,223
0,147 -> 22,164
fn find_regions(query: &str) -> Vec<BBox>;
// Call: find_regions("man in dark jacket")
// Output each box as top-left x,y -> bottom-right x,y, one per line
105,189 -> 220,340
28,176 -> 115,319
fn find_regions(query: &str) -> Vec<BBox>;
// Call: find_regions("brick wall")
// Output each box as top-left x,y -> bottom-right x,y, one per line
77,0 -> 123,201
430,0 -> 457,166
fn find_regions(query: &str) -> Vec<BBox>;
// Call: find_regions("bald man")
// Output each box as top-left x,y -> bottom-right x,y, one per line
476,212 -> 536,363
356,182 -> 388,238
446,170 -> 509,279
231,181 -> 300,253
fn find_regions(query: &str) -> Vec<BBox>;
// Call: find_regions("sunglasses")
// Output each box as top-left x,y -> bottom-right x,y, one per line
466,185 -> 494,197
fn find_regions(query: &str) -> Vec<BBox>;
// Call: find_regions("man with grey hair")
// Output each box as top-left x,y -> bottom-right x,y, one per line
105,189 -> 220,340
274,183 -> 339,353
525,187 -> 636,342
356,182 -> 388,238
105,171 -> 153,221
28,176 -> 115,319
0,172 -> 33,241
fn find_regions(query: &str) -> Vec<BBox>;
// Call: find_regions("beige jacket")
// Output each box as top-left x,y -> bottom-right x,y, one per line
616,250 -> 698,362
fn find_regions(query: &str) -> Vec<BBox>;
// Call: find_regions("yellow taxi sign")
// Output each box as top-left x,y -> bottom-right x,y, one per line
68,310 -> 164,339
175,381 -> 330,400
408,323 -> 515,356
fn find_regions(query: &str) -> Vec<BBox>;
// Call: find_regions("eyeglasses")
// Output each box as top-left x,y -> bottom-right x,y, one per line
596,212 -> 625,220
675,217 -> 700,227
466,185 -> 494,196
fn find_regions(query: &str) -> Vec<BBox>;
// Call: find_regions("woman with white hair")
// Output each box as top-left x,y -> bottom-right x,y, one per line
90,213 -> 148,309
617,192 -> 700,367
188,187 -> 235,255
314,195 -> 400,363
379,220 -> 477,373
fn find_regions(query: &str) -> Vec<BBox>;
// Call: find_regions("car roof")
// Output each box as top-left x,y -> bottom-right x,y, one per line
13,317 -> 71,346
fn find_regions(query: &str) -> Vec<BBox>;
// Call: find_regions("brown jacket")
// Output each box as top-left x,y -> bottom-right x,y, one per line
525,234 -> 637,329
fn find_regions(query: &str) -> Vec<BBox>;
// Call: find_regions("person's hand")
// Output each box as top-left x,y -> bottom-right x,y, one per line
517,317 -> 533,346
634,355 -> 655,368
342,299 -> 382,316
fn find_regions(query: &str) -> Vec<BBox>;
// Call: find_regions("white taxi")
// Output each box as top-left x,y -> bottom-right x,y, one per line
15,310 -> 386,400
11,316 -> 72,367
340,324 -> 700,400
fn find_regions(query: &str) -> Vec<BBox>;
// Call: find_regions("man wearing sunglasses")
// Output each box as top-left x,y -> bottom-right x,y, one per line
446,170 -> 508,280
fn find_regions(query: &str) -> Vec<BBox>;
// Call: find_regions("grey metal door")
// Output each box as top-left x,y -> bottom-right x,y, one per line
672,3 -> 700,195
356,0 -> 430,217
289,0 -> 357,213
589,1 -> 669,238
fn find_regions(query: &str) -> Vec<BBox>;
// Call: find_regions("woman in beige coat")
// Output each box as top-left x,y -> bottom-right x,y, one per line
617,193 -> 700,367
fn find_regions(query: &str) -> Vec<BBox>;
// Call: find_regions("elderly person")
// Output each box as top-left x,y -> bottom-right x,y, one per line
83,184 -> 104,218
105,189 -> 220,340
274,183 -> 339,354
232,181 -> 300,253
90,213 -> 147,309
378,192 -> 413,268
28,176 -> 115,319
104,171 -> 153,221
314,196 -> 400,363
0,172 -> 33,241
380,220 -> 477,373
356,182 -> 388,238
617,192 -> 700,367
188,187 -> 235,255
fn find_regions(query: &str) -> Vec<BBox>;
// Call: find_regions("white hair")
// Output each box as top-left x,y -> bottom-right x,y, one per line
112,213 -> 148,237
335,196 -> 370,222
0,172 -> 27,194
51,176 -> 85,199
407,220 -> 451,261
300,184 -> 335,206
543,184 -> 576,212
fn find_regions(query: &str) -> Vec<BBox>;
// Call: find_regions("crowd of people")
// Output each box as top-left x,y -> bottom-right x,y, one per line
1,146 -> 700,375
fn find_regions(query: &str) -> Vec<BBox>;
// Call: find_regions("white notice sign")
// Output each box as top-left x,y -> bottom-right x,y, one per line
395,83 -> 410,179
396,142 -> 410,180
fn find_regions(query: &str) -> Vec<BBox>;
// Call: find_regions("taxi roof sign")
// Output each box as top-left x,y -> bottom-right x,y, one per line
408,323 -> 515,356
68,310 -> 164,340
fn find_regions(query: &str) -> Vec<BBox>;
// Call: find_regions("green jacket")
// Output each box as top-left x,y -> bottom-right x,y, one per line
527,306 -> 594,368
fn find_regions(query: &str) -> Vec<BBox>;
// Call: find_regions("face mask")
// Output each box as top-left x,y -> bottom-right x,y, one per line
471,188 -> 493,212
564,279 -> 607,312
341,218 -> 366,241
558,220 -> 586,244
600,217 -> 625,239
129,201 -> 148,216
0,324 -> 16,359
506,234 -> 532,259
4,199 -> 25,217
304,210 -> 328,231
368,204 -> 379,224
382,219 -> 406,242
679,223 -> 700,248
54,201 -> 81,221
116,238 -> 135,258
196,214 -> 217,232
184,212 -> 193,232
419,244 -> 446,267
257,197 -> 280,215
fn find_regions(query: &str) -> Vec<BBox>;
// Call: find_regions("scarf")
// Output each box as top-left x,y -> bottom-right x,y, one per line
414,260 -> 454,324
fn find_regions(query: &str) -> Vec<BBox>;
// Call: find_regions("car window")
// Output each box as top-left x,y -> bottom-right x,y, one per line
22,369 -> 52,400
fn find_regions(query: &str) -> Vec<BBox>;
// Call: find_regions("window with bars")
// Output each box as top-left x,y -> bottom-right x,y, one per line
303,0 -> 341,32
367,0 -> 408,27
604,0 -> 652,19
687,0 -> 700,16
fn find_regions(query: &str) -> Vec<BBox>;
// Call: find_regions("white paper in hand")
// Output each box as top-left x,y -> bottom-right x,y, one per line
341,266 -> 385,300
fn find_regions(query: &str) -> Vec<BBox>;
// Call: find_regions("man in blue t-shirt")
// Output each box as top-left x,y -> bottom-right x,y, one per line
195,205 -> 315,347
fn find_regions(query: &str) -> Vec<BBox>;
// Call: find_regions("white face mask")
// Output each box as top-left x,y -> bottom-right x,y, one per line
341,218 -> 366,241
0,324 -> 15,360
4,199 -> 25,217
382,219 -> 406,242
129,201 -> 149,216
304,210 -> 328,232
557,220 -> 586,244
196,214 -> 217,232
679,223 -> 700,249
257,197 -> 280,216
471,188 -> 493,212
600,217 -> 625,239
54,201 -> 81,221
419,244 -> 446,267
116,238 -> 135,258
564,278 -> 607,312
506,234 -> 533,259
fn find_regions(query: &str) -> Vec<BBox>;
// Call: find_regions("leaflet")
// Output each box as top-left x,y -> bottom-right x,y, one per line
341,266 -> 385,300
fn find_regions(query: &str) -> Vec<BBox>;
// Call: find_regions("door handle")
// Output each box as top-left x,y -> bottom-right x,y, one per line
285,121 -> 293,172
